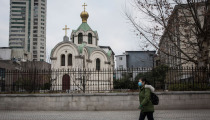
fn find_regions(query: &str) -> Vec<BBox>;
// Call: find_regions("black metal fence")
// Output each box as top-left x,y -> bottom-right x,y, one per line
0,66 -> 210,93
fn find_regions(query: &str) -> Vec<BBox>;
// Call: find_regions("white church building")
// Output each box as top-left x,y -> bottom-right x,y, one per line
50,4 -> 115,93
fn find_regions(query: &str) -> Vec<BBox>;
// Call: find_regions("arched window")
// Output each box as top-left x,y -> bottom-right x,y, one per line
78,33 -> 83,44
88,33 -> 92,44
96,58 -> 100,71
72,35 -> 74,43
68,54 -> 72,66
61,54 -> 65,66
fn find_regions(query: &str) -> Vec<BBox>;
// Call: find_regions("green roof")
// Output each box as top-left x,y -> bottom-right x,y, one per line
72,22 -> 98,35
86,46 -> 97,55
76,22 -> 92,32
85,46 -> 111,60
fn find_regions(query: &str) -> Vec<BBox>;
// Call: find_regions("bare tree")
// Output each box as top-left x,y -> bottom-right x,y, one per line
125,0 -> 210,67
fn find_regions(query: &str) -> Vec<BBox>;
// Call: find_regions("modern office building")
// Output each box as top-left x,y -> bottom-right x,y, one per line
9,0 -> 47,61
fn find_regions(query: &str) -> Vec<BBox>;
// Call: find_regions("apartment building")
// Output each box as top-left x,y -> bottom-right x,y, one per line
158,3 -> 209,67
9,0 -> 47,61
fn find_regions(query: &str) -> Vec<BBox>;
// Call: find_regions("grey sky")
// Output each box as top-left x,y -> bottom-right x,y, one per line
0,0 -> 149,60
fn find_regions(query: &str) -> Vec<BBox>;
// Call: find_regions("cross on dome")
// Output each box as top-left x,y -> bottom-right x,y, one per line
62,25 -> 70,36
80,3 -> 89,23
82,3 -> 87,11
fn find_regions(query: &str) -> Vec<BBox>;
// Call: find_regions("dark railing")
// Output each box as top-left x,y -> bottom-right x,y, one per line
0,66 -> 209,94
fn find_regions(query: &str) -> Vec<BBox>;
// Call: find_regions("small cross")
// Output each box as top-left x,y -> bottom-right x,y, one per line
82,3 -> 87,11
62,25 -> 70,36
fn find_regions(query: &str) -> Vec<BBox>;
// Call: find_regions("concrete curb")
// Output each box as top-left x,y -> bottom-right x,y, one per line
1,91 -> 210,97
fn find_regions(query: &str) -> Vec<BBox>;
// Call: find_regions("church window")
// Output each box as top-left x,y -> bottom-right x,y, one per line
78,33 -> 83,44
96,58 -> 100,71
88,33 -> 92,44
72,35 -> 74,43
68,54 -> 72,66
61,54 -> 65,66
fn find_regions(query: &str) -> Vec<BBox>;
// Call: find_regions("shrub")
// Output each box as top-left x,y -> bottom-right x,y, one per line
168,83 -> 210,91
134,65 -> 169,89
114,75 -> 138,90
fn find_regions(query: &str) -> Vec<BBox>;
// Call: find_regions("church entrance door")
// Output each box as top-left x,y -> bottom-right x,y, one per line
62,74 -> 70,91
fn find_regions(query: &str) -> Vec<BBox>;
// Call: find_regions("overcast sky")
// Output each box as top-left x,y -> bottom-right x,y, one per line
0,0 -> 153,59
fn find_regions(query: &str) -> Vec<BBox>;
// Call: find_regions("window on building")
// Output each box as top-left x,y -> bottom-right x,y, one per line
12,10 -> 25,12
12,6 -> 26,9
72,35 -> 74,43
11,18 -> 25,20
34,3 -> 38,6
88,33 -> 92,44
12,2 -> 26,5
68,54 -> 72,66
96,58 -> 100,71
33,30 -> 38,33
119,65 -> 123,69
61,54 -> 65,66
11,22 -> 25,24
119,57 -> 122,60
78,33 -> 83,44
11,26 -> 25,28
33,42 -> 37,45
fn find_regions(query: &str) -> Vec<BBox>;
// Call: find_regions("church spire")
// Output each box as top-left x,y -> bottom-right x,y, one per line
80,3 -> 89,23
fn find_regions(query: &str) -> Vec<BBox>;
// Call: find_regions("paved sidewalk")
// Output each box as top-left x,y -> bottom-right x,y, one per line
0,110 -> 210,120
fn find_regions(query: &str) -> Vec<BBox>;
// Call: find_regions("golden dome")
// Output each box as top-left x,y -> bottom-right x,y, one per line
80,11 -> 89,23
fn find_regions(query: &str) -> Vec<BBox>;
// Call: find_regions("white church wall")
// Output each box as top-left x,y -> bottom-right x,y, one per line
51,71 -> 84,91
51,43 -> 79,70
74,36 -> 78,44
86,31 -> 97,48
50,7 -> 115,92
73,31 -> 98,48
89,51 -> 113,92
90,51 -> 108,69
51,70 -> 113,93
51,42 -> 114,92
74,31 -> 85,46
110,55 -> 115,69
